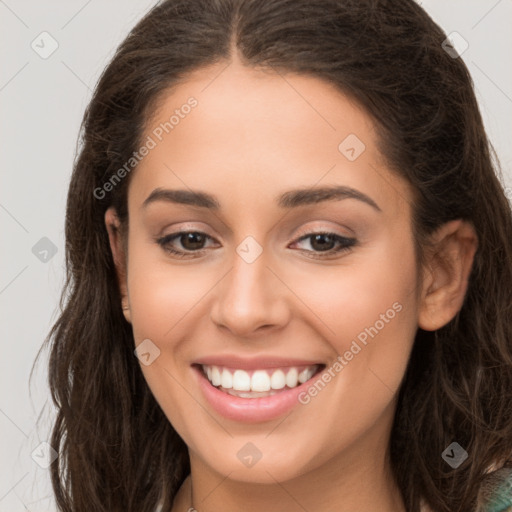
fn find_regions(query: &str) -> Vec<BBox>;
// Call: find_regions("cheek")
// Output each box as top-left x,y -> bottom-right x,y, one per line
126,239 -> 212,342
124,246 -> 209,443
290,236 -> 417,348
333,238 -> 419,393
289,232 -> 419,409
283,240 -> 419,453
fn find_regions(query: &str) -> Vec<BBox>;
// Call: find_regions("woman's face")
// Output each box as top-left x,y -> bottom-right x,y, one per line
108,60 -> 423,483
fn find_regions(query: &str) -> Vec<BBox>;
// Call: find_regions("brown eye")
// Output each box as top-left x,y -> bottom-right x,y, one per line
309,233 -> 337,251
156,231 -> 215,258
291,232 -> 357,259
176,232 -> 208,250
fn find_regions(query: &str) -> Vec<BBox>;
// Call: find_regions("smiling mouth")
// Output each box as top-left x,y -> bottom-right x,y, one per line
197,363 -> 326,398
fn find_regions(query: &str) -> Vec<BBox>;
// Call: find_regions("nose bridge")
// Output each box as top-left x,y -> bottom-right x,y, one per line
210,235 -> 289,336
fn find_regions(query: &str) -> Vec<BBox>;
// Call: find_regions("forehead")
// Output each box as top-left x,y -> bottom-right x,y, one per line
129,60 -> 412,220
146,60 -> 375,155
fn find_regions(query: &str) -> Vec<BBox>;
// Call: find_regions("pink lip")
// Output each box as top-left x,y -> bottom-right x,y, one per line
193,354 -> 323,370
192,364 -> 324,423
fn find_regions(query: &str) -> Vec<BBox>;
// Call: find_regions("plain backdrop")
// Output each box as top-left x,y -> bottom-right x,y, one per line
1,1 -> 511,510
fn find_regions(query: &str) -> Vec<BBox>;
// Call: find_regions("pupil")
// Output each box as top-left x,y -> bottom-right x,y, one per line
183,232 -> 204,250
312,234 -> 334,251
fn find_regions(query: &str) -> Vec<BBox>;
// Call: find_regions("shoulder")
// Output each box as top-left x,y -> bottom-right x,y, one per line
419,467 -> 512,512
477,467 -> 512,512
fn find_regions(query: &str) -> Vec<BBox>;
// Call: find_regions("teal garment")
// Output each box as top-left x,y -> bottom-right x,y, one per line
478,468 -> 512,512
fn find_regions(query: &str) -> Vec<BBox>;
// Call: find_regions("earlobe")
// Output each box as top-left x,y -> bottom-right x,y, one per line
121,296 -> 132,323
418,219 -> 478,331
105,207 -> 131,323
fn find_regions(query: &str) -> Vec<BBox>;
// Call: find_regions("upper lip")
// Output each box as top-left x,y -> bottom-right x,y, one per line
192,355 -> 325,370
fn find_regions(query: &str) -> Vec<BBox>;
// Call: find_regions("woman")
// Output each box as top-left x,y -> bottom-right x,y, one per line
43,0 -> 512,511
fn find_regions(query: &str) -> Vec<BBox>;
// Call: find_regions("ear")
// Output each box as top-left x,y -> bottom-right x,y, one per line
105,207 -> 131,324
418,219 -> 478,331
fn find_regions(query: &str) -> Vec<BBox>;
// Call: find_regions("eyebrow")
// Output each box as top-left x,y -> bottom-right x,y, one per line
142,185 -> 381,212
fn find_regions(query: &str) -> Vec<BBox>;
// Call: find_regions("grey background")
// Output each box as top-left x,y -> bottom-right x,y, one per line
1,1 -> 511,510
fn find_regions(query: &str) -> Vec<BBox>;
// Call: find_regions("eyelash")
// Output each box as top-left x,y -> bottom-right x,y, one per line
155,230 -> 357,260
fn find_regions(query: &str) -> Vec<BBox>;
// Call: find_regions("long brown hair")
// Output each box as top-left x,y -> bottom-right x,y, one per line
41,0 -> 512,510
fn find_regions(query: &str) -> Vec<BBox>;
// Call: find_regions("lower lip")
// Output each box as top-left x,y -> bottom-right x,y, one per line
192,365 -> 321,423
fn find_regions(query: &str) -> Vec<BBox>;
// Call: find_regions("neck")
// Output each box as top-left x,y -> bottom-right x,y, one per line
181,429 -> 405,511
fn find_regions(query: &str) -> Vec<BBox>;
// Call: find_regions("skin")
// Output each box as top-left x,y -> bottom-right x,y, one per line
105,55 -> 478,512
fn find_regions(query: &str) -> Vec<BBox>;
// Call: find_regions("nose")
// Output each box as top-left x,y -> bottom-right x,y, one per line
209,243 -> 291,338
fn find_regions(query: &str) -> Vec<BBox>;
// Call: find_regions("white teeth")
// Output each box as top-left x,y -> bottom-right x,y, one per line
298,368 -> 309,384
202,364 -> 320,393
221,368 -> 233,389
211,366 -> 221,387
298,367 -> 314,384
232,369 -> 251,391
270,369 -> 286,390
285,367 -> 298,388
251,370 -> 271,392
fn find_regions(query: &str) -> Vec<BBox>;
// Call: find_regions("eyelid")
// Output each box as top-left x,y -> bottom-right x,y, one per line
292,224 -> 354,240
